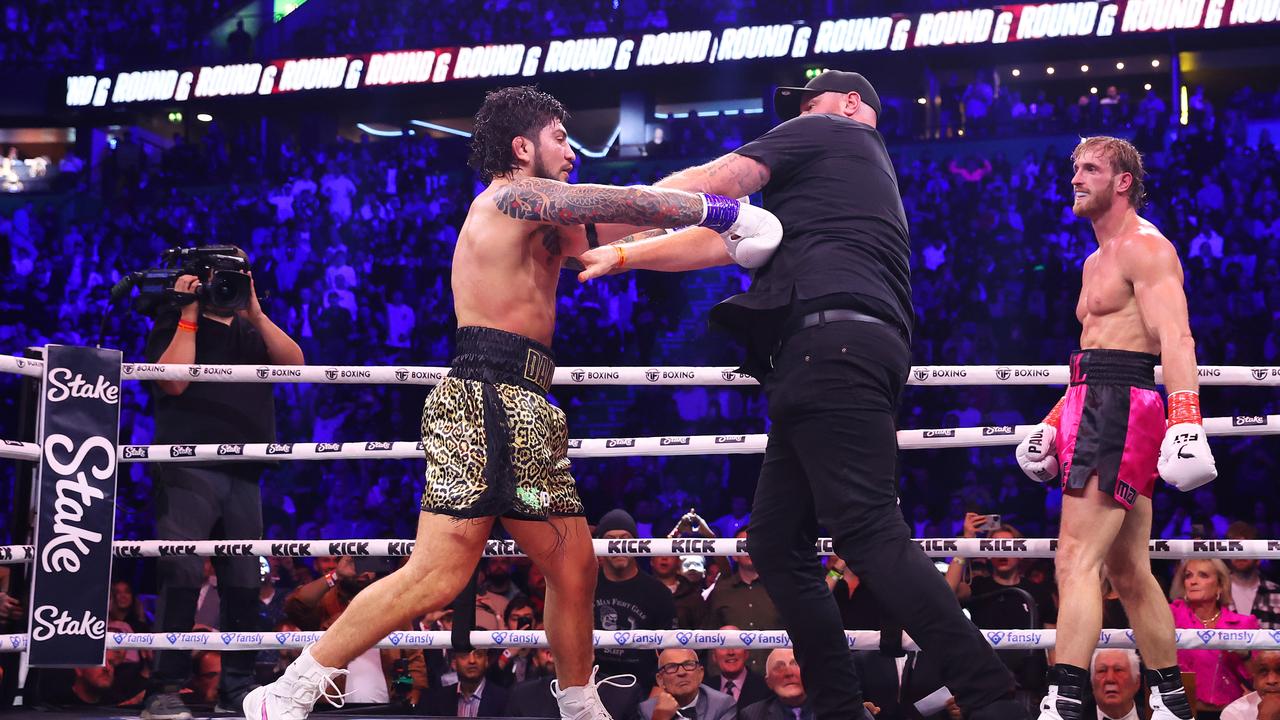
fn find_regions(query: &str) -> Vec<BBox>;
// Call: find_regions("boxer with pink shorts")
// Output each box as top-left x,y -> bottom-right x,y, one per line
1056,349 -> 1164,509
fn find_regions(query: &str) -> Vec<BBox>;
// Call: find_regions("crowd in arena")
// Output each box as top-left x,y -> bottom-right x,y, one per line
4,80 -> 1279,550
2,17 -> 1280,713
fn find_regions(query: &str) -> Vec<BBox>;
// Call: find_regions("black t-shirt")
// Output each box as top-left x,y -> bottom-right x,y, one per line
144,313 -> 276,461
966,575 -> 1058,628
593,570 -> 678,690
711,114 -> 912,371
965,575 -> 1057,691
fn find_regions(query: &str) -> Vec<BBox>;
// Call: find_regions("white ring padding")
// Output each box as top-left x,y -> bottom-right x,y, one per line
0,412 -> 1275,466
3,354 -> 1279,386
0,628 -> 1275,652
2,537 -> 1278,565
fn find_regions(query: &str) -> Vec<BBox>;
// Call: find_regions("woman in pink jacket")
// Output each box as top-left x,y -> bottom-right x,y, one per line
1169,558 -> 1261,719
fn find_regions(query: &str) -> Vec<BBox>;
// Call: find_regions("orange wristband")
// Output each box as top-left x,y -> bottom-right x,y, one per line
1166,391 -> 1202,427
177,320 -> 198,333
613,244 -> 626,268
1042,394 -> 1067,428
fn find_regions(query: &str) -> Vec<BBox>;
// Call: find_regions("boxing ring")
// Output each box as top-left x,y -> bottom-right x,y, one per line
2,352 -> 1279,718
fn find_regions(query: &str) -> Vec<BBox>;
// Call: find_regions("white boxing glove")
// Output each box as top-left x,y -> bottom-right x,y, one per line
1158,423 -> 1217,492
1015,423 -> 1060,483
697,193 -> 782,268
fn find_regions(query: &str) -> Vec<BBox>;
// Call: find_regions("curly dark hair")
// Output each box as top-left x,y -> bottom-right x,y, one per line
468,86 -> 568,183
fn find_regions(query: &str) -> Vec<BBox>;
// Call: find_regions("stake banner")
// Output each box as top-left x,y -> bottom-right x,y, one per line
28,346 -> 122,667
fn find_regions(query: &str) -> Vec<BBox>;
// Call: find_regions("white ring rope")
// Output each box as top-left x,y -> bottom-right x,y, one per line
0,412 -> 1275,466
1,537 -> 1276,565
2,354 -> 1278,386
0,628 -> 1275,652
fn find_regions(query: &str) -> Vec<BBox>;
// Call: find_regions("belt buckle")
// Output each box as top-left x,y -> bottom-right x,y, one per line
523,348 -> 554,393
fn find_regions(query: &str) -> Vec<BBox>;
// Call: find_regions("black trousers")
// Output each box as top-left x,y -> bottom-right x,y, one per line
747,320 -> 1015,719
150,465 -> 263,703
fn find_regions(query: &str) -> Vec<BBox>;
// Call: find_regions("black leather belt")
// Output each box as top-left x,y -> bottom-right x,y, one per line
770,309 -> 894,368
787,309 -> 889,336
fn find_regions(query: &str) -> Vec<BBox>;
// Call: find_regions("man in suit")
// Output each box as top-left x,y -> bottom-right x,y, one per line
710,626 -> 771,709
504,647 -> 643,719
638,649 -> 737,720
741,649 -> 814,720
1090,650 -> 1144,720
417,649 -> 509,717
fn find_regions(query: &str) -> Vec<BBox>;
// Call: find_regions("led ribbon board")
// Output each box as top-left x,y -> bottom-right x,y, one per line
65,0 -> 1280,108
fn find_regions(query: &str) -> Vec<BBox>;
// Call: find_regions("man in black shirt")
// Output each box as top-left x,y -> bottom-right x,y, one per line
593,509 -> 678,692
142,253 -> 303,720
577,71 -> 1020,720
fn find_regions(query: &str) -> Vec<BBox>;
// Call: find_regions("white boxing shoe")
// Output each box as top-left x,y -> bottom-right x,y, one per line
242,646 -> 349,720
551,666 -> 636,720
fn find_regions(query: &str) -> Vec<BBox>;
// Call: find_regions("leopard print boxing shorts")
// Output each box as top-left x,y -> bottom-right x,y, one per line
419,327 -> 583,520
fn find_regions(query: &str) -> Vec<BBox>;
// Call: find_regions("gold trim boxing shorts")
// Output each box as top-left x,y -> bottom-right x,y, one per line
419,326 -> 583,520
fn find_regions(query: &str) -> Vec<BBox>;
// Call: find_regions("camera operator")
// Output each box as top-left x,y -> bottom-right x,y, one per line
141,247 -> 303,720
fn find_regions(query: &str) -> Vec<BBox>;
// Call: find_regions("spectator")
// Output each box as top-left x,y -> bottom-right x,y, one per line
109,579 -> 153,633
284,555 -> 427,705
489,598 -> 540,687
474,563 -> 513,631
1090,649 -> 1142,720
385,289 -> 416,353
947,516 -> 1056,701
713,497 -> 751,538
1169,559 -> 1260,715
594,509 -> 678,690
825,556 -> 882,630
227,18 -> 252,58
740,649 -> 815,720
185,650 -> 221,705
638,648 -> 736,720
704,529 -> 781,675
502,646 -> 643,719
1225,521 -> 1280,628
708,626 -> 771,708
1220,650 -> 1280,720
651,554 -> 708,630
46,659 -> 119,706
417,649 -> 509,717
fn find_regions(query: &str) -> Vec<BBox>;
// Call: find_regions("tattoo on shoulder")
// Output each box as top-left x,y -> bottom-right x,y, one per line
563,257 -> 585,272
493,178 -> 703,227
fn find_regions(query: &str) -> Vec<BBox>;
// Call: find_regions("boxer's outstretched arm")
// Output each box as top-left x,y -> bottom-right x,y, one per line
493,178 -> 705,227
576,227 -> 732,282
655,152 -> 771,198
1125,233 -> 1198,393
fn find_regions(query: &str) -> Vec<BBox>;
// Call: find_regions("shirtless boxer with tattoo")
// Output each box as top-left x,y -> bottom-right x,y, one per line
244,86 -> 781,720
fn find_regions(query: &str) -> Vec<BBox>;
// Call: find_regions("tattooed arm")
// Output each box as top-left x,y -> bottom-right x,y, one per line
655,152 -> 771,197
493,179 -> 707,227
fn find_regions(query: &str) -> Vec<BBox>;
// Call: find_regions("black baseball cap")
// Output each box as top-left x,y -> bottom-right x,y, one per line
774,70 -> 882,121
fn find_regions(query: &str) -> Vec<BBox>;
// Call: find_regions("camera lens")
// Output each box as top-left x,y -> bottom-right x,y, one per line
206,270 -> 251,309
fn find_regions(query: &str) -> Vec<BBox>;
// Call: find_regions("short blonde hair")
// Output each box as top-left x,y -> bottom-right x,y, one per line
1169,558 -> 1234,609
1071,136 -> 1146,208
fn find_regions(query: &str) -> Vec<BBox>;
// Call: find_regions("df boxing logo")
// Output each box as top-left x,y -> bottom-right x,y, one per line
996,367 -> 1011,381
571,369 -> 586,382
324,368 -> 339,381
256,367 -> 270,379
645,369 -> 660,383
395,369 -> 409,382
912,367 -> 929,382
1253,368 -> 1270,381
